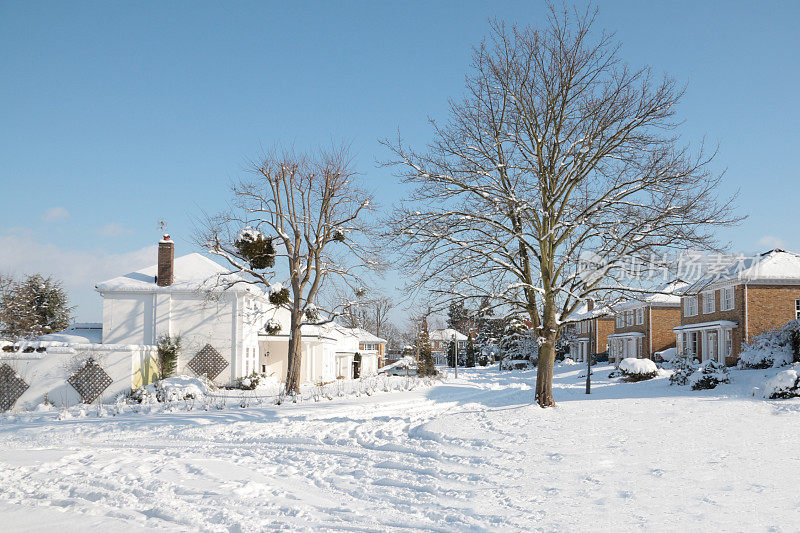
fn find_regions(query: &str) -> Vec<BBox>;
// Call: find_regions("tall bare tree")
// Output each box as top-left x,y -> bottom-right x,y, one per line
340,295 -> 395,339
384,7 -> 738,407
203,145 -> 380,394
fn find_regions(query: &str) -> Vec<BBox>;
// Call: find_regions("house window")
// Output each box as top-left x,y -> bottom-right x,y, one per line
724,329 -> 732,358
616,315 -> 623,328
626,311 -> 634,327
684,332 -> 698,356
796,299 -> 800,320
721,287 -> 735,311
702,291 -> 716,314
684,296 -> 698,317
635,308 -> 644,325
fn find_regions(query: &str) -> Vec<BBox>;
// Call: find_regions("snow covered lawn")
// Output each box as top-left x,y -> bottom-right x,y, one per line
1,364 -> 800,531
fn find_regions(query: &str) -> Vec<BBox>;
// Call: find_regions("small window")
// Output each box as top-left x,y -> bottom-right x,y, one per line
724,329 -> 732,357
635,308 -> 644,325
796,299 -> 800,320
702,291 -> 716,314
684,296 -> 698,317
721,287 -> 735,311
626,311 -> 634,327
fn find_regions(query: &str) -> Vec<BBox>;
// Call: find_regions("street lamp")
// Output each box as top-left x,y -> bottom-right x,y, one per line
453,333 -> 459,378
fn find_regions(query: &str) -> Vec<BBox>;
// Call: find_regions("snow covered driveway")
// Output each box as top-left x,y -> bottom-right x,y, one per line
2,365 -> 800,532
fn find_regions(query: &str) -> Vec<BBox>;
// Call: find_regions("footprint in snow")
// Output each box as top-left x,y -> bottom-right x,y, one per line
650,468 -> 665,477
548,453 -> 563,462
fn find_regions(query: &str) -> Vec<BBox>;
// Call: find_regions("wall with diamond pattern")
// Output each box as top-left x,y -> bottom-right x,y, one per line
1,346 -> 158,410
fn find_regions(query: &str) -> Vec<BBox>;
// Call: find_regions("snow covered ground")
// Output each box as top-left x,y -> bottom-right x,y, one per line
1,363 -> 799,532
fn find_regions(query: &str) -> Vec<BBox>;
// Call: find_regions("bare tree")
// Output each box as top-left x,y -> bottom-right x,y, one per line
384,7 -> 739,407
340,295 -> 395,339
202,145 -> 381,394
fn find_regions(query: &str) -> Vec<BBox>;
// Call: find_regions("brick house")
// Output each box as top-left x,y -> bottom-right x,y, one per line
607,281 -> 684,364
565,300 -> 615,362
674,249 -> 800,365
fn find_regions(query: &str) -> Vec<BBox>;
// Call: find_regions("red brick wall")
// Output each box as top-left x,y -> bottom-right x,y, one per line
746,285 -> 800,341
595,317 -> 615,354
679,284 -> 800,363
650,307 -> 681,354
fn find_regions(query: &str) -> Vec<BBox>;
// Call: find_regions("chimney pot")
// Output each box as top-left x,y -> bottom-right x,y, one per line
157,235 -> 174,287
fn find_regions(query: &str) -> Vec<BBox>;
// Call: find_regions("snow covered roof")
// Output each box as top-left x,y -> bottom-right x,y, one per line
684,249 -> 800,292
565,303 -> 614,322
429,328 -> 468,342
613,281 -> 686,311
37,323 -> 102,344
673,320 -> 738,331
95,253 -> 260,294
344,327 -> 387,344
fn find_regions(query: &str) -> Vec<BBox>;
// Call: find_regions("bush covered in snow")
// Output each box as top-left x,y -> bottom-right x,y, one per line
499,359 -> 532,371
761,367 -> 800,399
235,371 -> 274,390
133,376 -> 213,403
688,360 -> 730,390
739,320 -> 800,369
669,354 -> 699,386
655,347 -> 677,363
618,358 -> 658,382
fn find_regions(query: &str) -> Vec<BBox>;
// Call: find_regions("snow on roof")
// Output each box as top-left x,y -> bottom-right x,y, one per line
37,323 -> 102,344
95,253 -> 259,294
613,280 -> 686,310
429,328 -> 468,341
565,303 -> 614,322
344,327 -> 387,344
681,250 -> 800,293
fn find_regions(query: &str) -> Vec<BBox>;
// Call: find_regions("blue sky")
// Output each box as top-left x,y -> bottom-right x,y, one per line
1,1 -> 799,323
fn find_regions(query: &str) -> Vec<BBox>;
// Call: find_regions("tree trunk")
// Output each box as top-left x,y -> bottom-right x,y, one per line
535,298 -> 558,407
285,312 -> 303,395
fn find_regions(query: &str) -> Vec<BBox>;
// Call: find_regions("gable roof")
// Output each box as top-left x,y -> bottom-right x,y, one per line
345,327 -> 387,344
613,280 -> 687,311
684,249 -> 800,293
95,253 -> 260,294
429,328 -> 468,341
564,302 -> 615,322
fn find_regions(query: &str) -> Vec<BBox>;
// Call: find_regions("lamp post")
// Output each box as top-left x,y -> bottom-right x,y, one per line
452,333 -> 458,379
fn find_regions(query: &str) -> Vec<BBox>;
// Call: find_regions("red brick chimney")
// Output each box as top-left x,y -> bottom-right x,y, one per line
157,234 -> 174,287
586,298 -> 595,311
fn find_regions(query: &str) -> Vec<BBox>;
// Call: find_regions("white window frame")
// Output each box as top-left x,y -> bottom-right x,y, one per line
721,287 -> 735,311
724,329 -> 732,358
702,291 -> 716,314
626,311 -> 634,327
684,296 -> 698,317
796,299 -> 800,320
635,308 -> 644,325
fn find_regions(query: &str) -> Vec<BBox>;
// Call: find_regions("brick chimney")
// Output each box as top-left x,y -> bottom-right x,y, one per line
586,298 -> 595,311
157,234 -> 174,287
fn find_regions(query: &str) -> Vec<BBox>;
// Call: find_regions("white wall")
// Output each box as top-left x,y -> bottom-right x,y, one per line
101,291 -> 283,386
2,346 -> 159,410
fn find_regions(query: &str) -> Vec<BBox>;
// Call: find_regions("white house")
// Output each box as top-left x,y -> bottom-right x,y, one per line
96,235 -> 383,386
429,328 -> 469,365
95,239 -> 271,385
0,236 -> 384,410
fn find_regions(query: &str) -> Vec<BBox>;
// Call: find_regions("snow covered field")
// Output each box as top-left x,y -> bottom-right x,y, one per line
1,363 -> 799,532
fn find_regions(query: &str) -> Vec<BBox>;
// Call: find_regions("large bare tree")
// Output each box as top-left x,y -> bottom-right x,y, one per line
203,146 -> 380,394
384,7 -> 738,407
341,295 -> 395,339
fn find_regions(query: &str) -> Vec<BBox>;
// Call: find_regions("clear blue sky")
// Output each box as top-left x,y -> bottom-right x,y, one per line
1,1 -> 799,322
